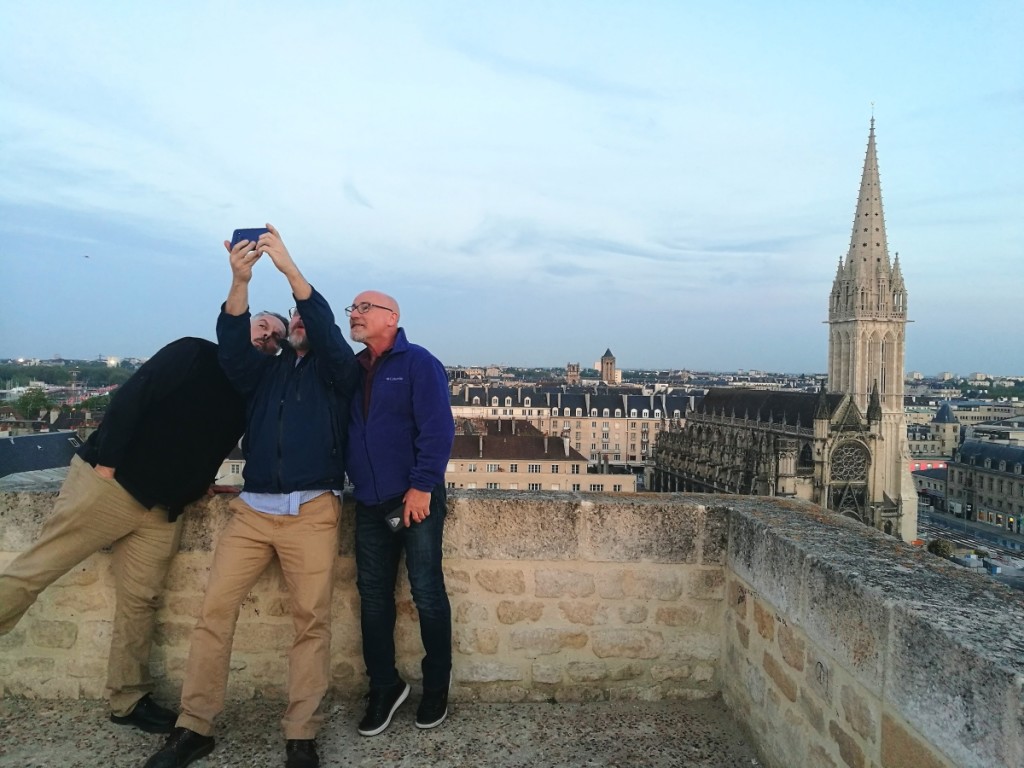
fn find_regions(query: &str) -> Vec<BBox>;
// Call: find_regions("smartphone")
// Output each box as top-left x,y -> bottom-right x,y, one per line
230,227 -> 270,247
382,497 -> 406,533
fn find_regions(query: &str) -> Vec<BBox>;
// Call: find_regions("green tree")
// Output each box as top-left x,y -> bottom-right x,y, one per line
16,387 -> 54,416
927,538 -> 954,559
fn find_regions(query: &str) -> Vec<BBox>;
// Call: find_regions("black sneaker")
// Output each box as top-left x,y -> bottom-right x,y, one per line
357,679 -> 410,736
285,739 -> 319,768
143,727 -> 215,768
109,693 -> 177,734
415,676 -> 451,730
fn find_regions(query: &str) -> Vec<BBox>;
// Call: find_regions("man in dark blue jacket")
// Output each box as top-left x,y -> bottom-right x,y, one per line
344,290 -> 454,737
145,224 -> 358,768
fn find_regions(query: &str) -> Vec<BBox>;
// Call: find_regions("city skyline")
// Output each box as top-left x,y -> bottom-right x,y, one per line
2,2 -> 1021,373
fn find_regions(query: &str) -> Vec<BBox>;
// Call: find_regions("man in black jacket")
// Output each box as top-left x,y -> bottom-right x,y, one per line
144,224 -> 358,768
0,314 -> 285,734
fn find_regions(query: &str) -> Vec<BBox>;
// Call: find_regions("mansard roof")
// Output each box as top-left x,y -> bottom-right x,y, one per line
0,431 -> 81,478
699,388 -> 844,427
954,440 -> 1024,467
450,434 -> 586,461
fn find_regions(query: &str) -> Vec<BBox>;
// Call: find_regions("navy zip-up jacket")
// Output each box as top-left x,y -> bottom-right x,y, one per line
217,287 -> 359,493
347,328 -> 454,505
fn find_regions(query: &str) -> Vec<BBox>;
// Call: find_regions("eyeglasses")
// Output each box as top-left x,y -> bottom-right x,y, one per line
344,302 -> 396,316
288,307 -> 299,319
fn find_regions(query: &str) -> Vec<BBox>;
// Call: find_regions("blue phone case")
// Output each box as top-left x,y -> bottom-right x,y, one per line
230,227 -> 270,247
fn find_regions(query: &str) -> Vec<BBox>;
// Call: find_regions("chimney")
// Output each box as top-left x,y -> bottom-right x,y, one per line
479,435 -> 484,458
512,420 -> 516,435
544,435 -> 549,455
563,436 -> 570,457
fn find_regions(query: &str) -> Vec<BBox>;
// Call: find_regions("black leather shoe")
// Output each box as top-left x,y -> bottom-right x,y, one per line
358,679 -> 410,736
285,739 -> 319,768
109,693 -> 177,734
143,727 -> 215,768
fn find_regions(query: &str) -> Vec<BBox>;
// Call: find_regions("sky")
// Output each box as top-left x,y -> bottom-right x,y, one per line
1,1 -> 1021,376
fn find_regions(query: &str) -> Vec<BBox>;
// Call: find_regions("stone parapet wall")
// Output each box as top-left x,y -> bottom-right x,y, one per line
4,490 -> 1022,767
720,497 -> 1024,768
0,491 -> 726,704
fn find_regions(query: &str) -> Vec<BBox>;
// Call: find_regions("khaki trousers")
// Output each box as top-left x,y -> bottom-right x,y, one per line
0,455 -> 182,715
177,493 -> 340,740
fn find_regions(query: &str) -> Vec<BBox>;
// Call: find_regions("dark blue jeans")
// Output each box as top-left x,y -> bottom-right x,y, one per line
355,485 -> 451,691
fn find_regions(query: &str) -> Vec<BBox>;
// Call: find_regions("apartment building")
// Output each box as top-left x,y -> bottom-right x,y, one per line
946,440 -> 1024,533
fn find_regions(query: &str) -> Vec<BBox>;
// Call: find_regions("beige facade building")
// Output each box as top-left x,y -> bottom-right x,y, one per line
651,119 -> 917,540
445,419 -> 635,492
946,439 -> 1024,533
450,387 -> 691,473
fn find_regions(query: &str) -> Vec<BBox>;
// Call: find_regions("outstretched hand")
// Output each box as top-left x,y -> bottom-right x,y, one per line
255,223 -> 299,278
224,238 -> 261,284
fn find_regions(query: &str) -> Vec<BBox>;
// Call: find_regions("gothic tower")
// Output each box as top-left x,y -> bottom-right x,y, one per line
600,349 -> 616,384
827,118 -> 917,540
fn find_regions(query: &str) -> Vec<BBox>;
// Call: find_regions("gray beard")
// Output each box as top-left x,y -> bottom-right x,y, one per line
288,332 -> 309,352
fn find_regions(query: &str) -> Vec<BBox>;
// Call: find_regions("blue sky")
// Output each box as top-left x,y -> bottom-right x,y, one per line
2,1 -> 1021,375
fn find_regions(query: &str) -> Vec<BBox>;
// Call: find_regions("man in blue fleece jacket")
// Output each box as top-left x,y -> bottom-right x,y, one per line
344,290 -> 454,737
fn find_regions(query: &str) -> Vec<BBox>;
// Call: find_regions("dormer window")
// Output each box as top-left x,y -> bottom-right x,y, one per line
575,408 -> 582,417
491,397 -> 499,407
642,410 -> 649,418
602,409 -> 610,417
505,397 -> 512,407
524,397 -> 531,407
590,409 -> 597,417
630,409 -> 637,417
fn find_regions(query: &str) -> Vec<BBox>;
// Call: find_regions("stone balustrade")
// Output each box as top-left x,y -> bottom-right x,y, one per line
1,489 -> 1022,768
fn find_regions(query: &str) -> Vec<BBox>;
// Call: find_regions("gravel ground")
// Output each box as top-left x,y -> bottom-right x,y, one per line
0,695 -> 762,768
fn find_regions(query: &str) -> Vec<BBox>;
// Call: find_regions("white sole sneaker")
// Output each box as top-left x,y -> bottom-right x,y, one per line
358,683 -> 410,737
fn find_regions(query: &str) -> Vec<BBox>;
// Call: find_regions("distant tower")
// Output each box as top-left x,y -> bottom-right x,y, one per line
566,362 -> 581,385
600,349 -> 616,384
827,118 -> 916,540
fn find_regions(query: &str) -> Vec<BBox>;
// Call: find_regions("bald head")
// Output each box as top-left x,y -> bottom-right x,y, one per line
348,290 -> 400,355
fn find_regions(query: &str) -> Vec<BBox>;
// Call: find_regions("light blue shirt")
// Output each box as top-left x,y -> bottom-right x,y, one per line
240,489 -> 339,516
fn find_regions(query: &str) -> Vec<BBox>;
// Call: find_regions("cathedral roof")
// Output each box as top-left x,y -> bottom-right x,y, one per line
845,117 -> 891,278
698,388 -> 844,427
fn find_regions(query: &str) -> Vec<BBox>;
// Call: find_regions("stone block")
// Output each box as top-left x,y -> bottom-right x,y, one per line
753,600 -> 775,641
654,605 -> 701,627
735,618 -> 750,649
880,713 -> 952,768
535,569 -> 595,598
566,661 -> 607,682
453,601 -> 488,624
443,567 -> 470,594
458,661 -> 524,683
650,664 -> 690,682
596,570 -> 683,601
531,661 -> 562,684
448,494 -> 579,560
28,620 -> 77,649
617,605 -> 648,624
477,683 -> 529,702
778,623 -> 805,671
728,578 -> 749,619
808,744 -> 840,768
841,683 -> 877,743
496,600 -> 544,624
763,650 -> 797,702
829,719 -> 866,768
800,688 -> 826,735
584,498 -> 700,563
689,568 -> 725,599
453,627 -> 500,655
475,568 -> 526,594
558,601 -> 608,626
700,505 -> 729,564
508,628 -> 587,656
726,508 -> 806,618
591,629 -> 663,659
886,605 -> 1024,768
801,559 -> 888,696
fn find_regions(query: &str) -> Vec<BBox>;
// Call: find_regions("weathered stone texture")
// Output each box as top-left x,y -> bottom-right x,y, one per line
763,651 -> 797,703
753,599 -> 775,641
475,568 -> 526,594
534,569 -> 594,598
496,600 -> 544,625
829,719 -> 866,768
778,623 -> 805,671
881,713 -> 953,768
591,629 -> 663,659
841,683 -> 876,744
557,601 -> 607,626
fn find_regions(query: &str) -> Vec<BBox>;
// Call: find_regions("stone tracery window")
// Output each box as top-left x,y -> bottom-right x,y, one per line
831,442 -> 868,482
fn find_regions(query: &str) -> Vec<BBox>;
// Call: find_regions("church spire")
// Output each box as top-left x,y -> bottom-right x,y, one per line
846,117 -> 890,278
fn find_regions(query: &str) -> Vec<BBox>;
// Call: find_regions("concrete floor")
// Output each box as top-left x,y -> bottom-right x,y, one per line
0,696 -> 762,768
